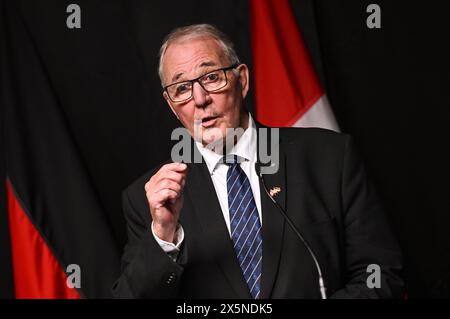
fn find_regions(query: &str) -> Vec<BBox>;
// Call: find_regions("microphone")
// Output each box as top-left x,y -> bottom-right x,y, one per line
255,163 -> 327,299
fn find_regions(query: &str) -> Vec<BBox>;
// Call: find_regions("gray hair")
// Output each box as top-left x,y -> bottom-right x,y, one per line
158,24 -> 241,87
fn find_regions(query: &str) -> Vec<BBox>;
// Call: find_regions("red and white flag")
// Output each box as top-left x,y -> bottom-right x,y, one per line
250,0 -> 339,131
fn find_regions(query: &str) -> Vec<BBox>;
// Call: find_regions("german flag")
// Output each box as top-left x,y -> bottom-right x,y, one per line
0,0 -> 120,298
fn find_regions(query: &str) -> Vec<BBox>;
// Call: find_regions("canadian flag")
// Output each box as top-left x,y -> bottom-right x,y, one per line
250,0 -> 339,131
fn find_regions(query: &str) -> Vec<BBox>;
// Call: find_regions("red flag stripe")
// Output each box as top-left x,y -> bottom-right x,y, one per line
6,179 -> 80,299
250,0 -> 334,128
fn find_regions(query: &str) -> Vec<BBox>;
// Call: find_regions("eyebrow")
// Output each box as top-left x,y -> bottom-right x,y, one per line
171,61 -> 218,83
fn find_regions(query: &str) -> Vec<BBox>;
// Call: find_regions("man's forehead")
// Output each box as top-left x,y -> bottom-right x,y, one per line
172,60 -> 218,83
163,38 -> 226,83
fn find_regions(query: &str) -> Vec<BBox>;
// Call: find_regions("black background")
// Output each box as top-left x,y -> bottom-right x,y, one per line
1,0 -> 450,298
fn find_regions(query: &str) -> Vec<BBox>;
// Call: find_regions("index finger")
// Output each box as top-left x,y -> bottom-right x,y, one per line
160,162 -> 188,173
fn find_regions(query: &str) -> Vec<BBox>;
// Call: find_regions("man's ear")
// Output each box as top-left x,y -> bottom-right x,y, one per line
237,64 -> 250,99
163,91 -> 179,119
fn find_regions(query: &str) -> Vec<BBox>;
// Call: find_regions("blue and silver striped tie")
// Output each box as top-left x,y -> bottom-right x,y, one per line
225,155 -> 262,299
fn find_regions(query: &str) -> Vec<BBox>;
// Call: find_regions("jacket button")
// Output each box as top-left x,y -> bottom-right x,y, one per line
166,272 -> 177,285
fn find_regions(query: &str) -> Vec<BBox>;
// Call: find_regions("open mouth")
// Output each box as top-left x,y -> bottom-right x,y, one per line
201,115 -> 219,128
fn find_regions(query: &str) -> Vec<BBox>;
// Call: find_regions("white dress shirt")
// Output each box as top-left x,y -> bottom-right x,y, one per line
151,114 -> 262,257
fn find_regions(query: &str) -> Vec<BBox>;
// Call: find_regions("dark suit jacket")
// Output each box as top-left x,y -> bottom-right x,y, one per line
112,127 -> 404,298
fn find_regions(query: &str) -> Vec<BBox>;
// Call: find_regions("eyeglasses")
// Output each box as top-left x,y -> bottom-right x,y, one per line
164,64 -> 239,103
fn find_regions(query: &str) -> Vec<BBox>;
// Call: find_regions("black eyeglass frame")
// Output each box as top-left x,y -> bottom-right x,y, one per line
163,63 -> 240,103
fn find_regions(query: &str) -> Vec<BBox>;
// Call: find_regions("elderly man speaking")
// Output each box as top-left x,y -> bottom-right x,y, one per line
112,24 -> 404,299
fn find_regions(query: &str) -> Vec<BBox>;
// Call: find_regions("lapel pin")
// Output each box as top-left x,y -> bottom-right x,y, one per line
269,186 -> 281,197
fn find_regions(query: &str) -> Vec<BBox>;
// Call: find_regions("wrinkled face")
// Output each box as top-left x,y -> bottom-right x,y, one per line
162,37 -> 249,146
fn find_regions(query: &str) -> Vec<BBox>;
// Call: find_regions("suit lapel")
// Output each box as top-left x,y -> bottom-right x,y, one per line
256,125 -> 286,299
185,160 -> 252,298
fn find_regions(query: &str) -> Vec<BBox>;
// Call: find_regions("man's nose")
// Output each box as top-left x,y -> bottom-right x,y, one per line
192,82 -> 210,108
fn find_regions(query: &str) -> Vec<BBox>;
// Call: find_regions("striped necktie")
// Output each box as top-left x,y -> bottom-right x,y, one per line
225,155 -> 262,299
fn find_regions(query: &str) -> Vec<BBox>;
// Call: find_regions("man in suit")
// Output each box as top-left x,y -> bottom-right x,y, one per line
112,24 -> 404,298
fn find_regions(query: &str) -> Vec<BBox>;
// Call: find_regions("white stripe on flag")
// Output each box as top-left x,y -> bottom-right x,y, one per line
291,95 -> 340,132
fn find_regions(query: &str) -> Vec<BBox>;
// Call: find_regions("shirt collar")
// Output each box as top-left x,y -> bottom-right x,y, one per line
196,113 -> 257,175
